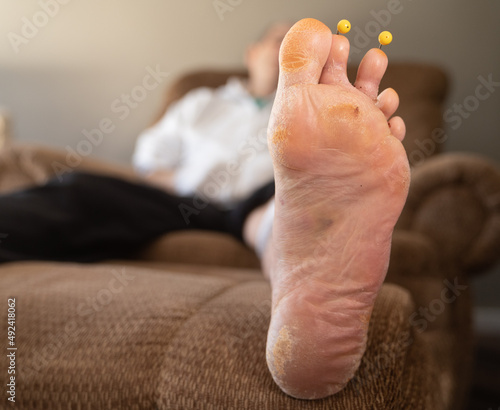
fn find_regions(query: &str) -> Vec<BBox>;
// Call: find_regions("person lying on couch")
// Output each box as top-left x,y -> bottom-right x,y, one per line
133,21 -> 292,203
0,18 -> 410,399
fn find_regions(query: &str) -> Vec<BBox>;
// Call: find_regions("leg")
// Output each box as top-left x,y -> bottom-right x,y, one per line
0,172 -> 228,263
245,18 -> 409,399
243,198 -> 275,279
226,180 -> 275,243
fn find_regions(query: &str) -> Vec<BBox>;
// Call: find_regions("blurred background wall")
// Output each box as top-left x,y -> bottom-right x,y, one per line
0,0 -> 499,311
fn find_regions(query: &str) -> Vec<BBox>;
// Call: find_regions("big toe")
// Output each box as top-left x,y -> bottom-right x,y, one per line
279,18 -> 333,88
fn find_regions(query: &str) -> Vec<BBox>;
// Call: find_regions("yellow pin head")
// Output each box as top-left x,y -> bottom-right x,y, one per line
378,31 -> 393,48
336,19 -> 351,35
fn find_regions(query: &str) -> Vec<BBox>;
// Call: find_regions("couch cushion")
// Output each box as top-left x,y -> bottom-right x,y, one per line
137,231 -> 261,269
0,261 -> 438,409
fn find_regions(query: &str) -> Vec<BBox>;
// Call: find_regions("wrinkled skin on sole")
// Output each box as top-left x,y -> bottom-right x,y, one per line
264,18 -> 410,399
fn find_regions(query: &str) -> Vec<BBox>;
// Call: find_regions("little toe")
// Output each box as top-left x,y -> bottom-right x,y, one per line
354,48 -> 388,100
278,18 -> 333,88
376,88 -> 399,119
388,116 -> 406,141
319,34 -> 350,86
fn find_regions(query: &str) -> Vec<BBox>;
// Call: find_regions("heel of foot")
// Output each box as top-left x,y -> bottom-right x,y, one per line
266,298 -> 369,400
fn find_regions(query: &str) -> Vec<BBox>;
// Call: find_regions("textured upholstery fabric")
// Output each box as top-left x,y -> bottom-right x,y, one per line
399,152 -> 500,274
0,63 -> 499,409
138,231 -> 261,269
0,143 -> 139,194
1,262 -> 432,410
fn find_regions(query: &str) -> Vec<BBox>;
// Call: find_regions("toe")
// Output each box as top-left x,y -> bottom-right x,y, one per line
388,116 -> 406,141
278,18 -> 333,88
319,34 -> 350,85
376,88 -> 399,119
354,48 -> 388,100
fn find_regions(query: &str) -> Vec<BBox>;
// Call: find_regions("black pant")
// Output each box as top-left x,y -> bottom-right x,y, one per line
0,172 -> 274,263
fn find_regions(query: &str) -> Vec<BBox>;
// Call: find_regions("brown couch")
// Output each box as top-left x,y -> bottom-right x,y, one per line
1,63 -> 500,409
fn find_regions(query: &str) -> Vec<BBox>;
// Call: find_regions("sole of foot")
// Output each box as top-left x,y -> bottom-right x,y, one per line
265,17 -> 410,400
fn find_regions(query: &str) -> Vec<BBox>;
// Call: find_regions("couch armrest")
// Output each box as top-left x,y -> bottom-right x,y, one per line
397,153 -> 500,275
0,143 -> 142,194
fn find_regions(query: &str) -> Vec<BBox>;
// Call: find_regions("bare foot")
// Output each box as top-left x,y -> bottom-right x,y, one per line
264,18 -> 410,399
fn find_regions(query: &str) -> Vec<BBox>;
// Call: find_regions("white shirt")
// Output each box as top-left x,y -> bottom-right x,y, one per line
133,77 -> 275,208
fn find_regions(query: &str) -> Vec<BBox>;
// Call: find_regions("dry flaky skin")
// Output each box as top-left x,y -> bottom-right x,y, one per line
280,18 -> 329,74
265,18 -> 410,399
267,325 -> 293,377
